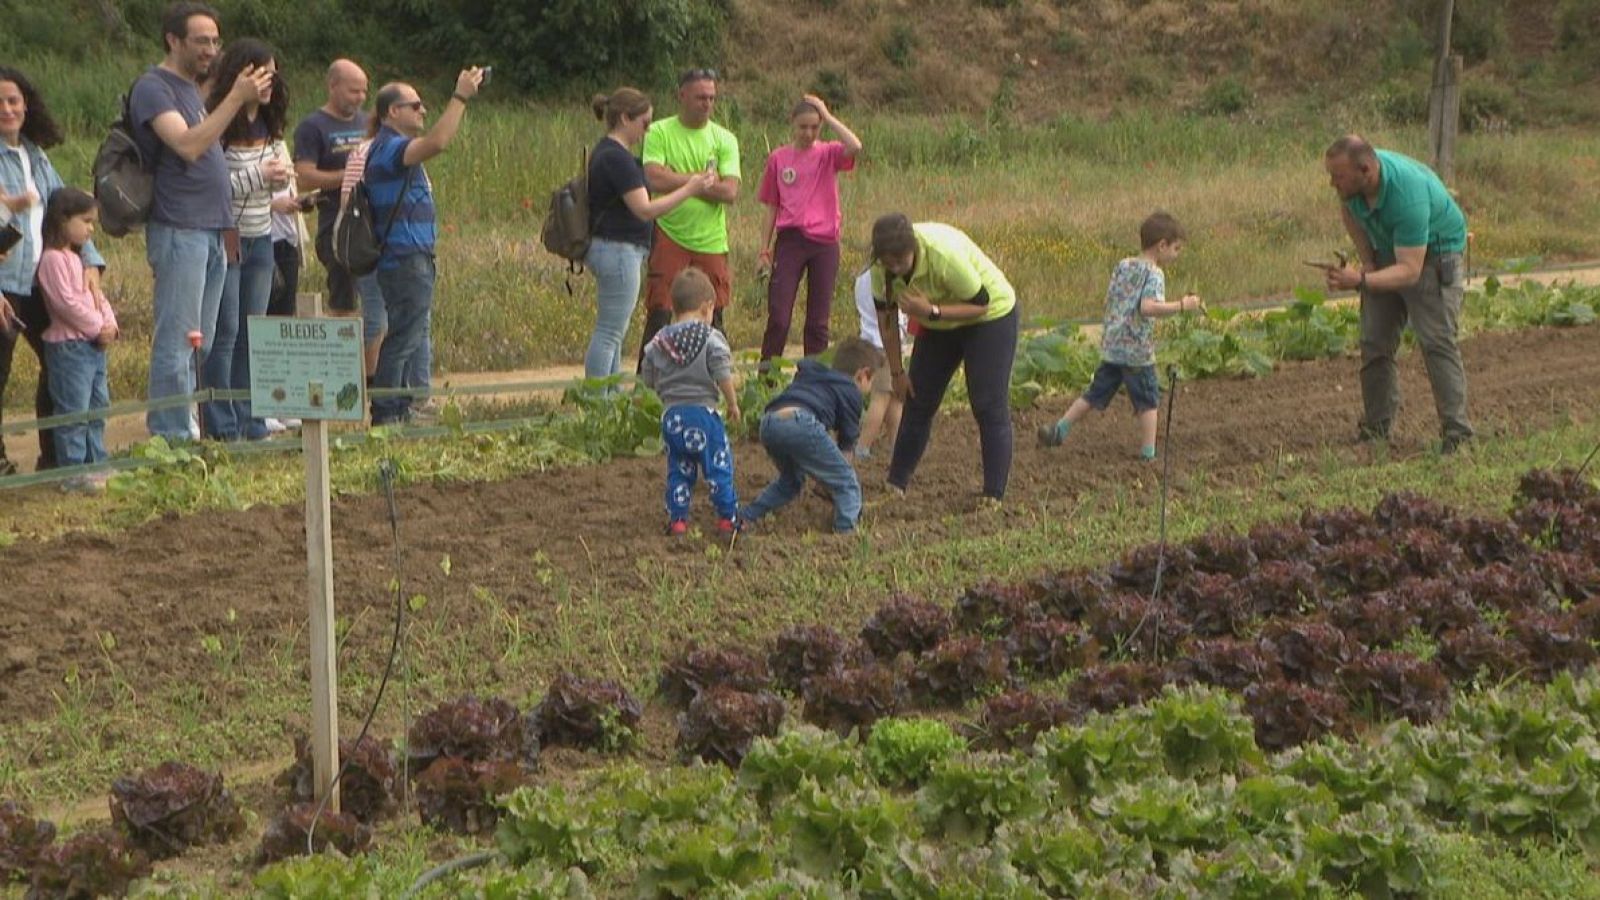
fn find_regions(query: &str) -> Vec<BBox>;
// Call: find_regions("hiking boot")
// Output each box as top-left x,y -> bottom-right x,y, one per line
1355,424 -> 1389,445
665,520 -> 689,537
1441,434 -> 1473,456
1037,419 -> 1069,448
716,517 -> 741,535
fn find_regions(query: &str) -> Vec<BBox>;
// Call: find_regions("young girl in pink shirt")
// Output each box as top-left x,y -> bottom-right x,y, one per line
37,188 -> 117,486
756,95 -> 862,366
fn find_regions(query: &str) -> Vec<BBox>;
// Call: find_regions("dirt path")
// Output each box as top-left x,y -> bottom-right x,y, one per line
5,265 -> 1598,474
3,323 -> 1599,727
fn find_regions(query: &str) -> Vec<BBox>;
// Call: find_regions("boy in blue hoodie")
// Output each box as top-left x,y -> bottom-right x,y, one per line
741,337 -> 884,534
641,267 -> 743,536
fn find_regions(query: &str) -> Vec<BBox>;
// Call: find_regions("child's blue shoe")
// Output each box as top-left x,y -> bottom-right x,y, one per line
1140,445 -> 1158,462
1036,418 -> 1070,448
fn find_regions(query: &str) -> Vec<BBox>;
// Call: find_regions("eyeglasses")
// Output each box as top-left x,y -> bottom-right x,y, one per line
678,68 -> 718,86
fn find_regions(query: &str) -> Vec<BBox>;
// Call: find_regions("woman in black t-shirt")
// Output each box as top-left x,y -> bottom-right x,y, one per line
584,88 -> 715,381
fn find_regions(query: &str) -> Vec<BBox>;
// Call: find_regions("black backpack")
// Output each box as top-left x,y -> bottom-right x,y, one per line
332,152 -> 415,278
540,146 -> 591,270
92,84 -> 153,238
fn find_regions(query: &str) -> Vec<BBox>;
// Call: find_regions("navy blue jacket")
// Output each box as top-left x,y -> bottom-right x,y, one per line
765,359 -> 865,452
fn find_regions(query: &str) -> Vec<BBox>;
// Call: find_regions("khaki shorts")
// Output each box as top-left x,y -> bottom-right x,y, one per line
871,355 -> 906,395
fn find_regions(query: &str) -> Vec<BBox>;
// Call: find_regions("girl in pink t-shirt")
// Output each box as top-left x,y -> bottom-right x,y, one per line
37,188 -> 117,483
756,95 -> 862,364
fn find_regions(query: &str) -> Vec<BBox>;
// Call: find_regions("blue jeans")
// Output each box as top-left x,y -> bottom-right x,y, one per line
662,404 -> 738,522
359,271 -> 429,389
203,234 -> 274,439
371,253 -> 436,424
584,238 -> 648,380
743,408 -> 862,533
146,223 -> 226,440
45,340 -> 109,466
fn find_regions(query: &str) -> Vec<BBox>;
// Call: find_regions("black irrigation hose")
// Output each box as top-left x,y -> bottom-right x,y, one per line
1576,438 -> 1600,483
1122,365 -> 1182,658
400,850 -> 503,899
306,458 -> 407,855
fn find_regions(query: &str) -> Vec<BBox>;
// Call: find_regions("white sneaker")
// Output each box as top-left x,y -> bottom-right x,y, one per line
264,418 -> 288,434
282,418 -> 302,429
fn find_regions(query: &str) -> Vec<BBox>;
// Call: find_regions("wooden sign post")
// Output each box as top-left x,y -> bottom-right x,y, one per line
250,291 -> 368,813
303,291 -> 339,813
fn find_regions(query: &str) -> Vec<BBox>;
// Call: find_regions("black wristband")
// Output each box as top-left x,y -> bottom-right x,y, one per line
451,92 -> 470,104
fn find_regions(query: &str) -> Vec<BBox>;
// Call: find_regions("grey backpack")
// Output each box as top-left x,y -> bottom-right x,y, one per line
92,86 -> 153,238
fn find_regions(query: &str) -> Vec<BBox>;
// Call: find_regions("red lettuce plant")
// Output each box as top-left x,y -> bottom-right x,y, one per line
1437,626 -> 1532,682
1330,592 -> 1422,650
1528,551 -> 1600,603
658,643 -> 771,708
860,595 -> 953,659
1511,610 -> 1598,681
414,757 -> 527,835
954,581 -> 1042,637
109,761 -> 245,860
768,625 -> 866,693
1067,662 -> 1168,713
1244,681 -> 1350,751
971,690 -> 1075,750
1108,542 -> 1196,593
1005,618 -> 1098,678
801,665 -> 905,737
1444,516 -> 1530,567
256,802 -> 373,864
677,686 -> 787,767
1247,521 -> 1319,563
1395,577 -> 1481,636
908,636 -> 1011,705
1319,539 -> 1402,594
1372,491 -> 1454,531
1166,638 -> 1282,692
1242,560 -> 1322,617
28,828 -> 150,899
1393,528 -> 1466,579
1340,652 -> 1452,724
1299,506 -> 1376,546
530,673 -> 643,751
1173,572 -> 1253,637
279,734 -> 396,823
409,695 -> 534,773
1185,529 -> 1258,577
1026,570 -> 1113,621
1088,594 -> 1185,660
0,801 -> 55,883
1515,467 -> 1599,508
1257,620 -> 1352,689
1459,562 -> 1551,614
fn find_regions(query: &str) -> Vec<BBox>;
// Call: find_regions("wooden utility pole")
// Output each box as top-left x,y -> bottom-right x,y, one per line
1426,0 -> 1462,183
301,290 -> 340,814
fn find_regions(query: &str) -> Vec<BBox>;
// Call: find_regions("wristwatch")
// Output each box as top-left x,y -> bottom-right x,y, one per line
929,304 -> 942,321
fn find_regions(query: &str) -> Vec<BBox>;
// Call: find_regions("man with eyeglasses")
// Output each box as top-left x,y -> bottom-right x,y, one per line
129,1 -> 272,440
362,69 -> 483,425
638,68 -> 742,364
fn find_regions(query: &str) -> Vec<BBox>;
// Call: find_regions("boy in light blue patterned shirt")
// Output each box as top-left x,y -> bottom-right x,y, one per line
1038,211 -> 1202,460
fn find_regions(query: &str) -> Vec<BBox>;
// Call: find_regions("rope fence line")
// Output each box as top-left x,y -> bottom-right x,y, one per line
0,261 -> 1592,492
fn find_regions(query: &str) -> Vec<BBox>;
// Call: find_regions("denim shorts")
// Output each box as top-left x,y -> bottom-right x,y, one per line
1083,361 -> 1160,413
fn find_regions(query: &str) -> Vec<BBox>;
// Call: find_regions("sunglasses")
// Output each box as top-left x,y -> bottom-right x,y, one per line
391,101 -> 425,112
678,68 -> 718,86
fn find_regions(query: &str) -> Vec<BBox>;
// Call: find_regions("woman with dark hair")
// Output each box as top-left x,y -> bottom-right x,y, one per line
203,38 -> 293,440
866,212 -> 1019,504
582,87 -> 714,381
0,66 -> 106,473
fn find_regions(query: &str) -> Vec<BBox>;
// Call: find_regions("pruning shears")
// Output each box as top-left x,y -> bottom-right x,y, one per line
1302,250 -> 1351,272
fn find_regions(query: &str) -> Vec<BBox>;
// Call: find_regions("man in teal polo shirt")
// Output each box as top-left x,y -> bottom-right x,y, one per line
1323,134 -> 1473,452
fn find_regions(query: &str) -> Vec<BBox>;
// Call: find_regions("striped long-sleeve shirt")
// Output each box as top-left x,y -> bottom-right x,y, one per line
224,139 -> 290,239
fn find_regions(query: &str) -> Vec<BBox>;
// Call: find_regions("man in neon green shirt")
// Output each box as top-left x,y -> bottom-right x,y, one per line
638,69 -> 741,361
1323,135 -> 1473,453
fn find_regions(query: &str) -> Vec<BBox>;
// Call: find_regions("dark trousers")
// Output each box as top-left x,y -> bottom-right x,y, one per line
314,228 -> 356,312
269,239 -> 301,318
0,289 -> 57,469
761,229 -> 839,361
638,307 -> 725,372
888,308 -> 1019,499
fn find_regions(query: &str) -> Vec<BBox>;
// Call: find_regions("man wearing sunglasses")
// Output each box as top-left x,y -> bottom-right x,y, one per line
638,68 -> 742,365
362,68 -> 483,425
131,1 -> 273,440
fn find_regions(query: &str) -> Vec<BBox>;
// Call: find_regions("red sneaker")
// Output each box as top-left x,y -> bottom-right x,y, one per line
716,517 -> 740,535
666,520 -> 689,537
